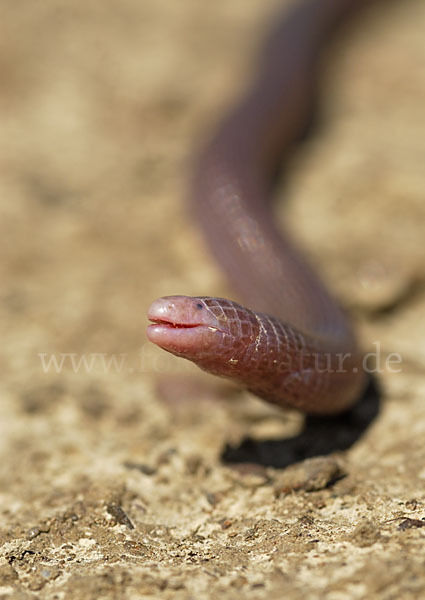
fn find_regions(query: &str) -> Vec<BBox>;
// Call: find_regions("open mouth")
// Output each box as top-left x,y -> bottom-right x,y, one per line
146,297 -> 226,353
146,298 -> 225,350
148,318 -> 201,329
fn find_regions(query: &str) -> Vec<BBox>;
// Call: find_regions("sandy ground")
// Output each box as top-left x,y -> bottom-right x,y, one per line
0,0 -> 425,598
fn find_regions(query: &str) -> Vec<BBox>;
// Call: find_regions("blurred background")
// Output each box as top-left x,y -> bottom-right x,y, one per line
0,0 -> 424,596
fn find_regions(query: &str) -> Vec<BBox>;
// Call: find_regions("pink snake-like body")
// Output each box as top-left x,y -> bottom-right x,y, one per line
147,0 -> 371,414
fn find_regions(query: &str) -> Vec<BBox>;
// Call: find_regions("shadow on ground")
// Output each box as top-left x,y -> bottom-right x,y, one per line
222,378 -> 380,468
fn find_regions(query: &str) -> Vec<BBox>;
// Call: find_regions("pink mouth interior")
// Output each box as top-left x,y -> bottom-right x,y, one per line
148,318 -> 200,329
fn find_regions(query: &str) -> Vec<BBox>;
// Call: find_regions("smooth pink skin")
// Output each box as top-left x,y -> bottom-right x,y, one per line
147,0 -> 373,415
147,296 -> 226,356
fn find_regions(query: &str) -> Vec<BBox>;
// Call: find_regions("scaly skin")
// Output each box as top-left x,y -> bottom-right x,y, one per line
147,0 -> 373,414
147,296 -> 365,415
